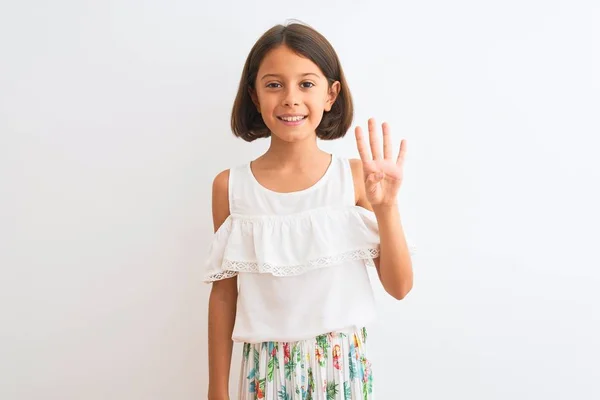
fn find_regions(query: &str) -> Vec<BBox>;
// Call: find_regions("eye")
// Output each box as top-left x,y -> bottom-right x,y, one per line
301,81 -> 315,88
266,82 -> 282,88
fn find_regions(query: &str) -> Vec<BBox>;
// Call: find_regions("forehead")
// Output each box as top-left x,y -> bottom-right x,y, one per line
258,45 -> 324,77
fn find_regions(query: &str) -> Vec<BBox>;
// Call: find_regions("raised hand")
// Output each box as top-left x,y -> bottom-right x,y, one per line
355,118 -> 406,208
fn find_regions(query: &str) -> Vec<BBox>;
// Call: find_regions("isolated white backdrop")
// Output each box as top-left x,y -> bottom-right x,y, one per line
1,1 -> 599,399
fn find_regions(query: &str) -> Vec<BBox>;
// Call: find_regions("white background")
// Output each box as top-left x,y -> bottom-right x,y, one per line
1,0 -> 599,399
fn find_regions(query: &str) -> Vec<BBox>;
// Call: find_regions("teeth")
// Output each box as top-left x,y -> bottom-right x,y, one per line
280,116 -> 305,122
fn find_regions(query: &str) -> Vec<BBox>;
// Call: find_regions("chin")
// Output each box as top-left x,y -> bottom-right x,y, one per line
270,129 -> 316,143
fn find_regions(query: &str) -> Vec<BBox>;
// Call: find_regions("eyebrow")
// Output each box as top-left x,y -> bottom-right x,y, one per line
260,73 -> 321,81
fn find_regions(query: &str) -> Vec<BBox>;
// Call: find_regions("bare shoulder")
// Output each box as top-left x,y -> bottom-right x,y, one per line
212,169 -> 230,194
348,158 -> 370,209
210,170 -> 238,288
349,158 -> 364,176
211,169 -> 230,232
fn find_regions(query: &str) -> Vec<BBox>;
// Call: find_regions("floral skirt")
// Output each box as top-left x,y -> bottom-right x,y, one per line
238,327 -> 373,400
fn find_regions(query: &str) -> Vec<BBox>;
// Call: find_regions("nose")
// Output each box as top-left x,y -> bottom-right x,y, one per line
282,86 -> 301,107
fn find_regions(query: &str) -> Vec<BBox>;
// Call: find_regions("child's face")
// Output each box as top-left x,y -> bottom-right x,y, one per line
251,45 -> 340,143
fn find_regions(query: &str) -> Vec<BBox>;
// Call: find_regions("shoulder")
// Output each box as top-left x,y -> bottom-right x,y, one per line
211,169 -> 231,232
348,158 -> 372,210
348,158 -> 364,177
348,158 -> 364,195
212,169 -> 230,194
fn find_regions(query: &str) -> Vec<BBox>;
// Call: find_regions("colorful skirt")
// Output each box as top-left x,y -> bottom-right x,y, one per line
238,327 -> 373,400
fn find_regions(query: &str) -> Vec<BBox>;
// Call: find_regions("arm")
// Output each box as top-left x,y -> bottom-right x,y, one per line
207,170 -> 238,400
351,118 -> 414,300
351,159 -> 413,300
371,205 -> 413,300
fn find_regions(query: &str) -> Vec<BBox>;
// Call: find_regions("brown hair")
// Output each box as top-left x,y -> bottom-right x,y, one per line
231,22 -> 353,142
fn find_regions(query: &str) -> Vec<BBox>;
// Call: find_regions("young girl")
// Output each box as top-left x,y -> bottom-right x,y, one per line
204,22 -> 415,400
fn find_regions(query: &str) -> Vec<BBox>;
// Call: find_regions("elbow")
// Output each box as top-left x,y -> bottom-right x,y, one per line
378,258 -> 414,300
388,283 -> 413,300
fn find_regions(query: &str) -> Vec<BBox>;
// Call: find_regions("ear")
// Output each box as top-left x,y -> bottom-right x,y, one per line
249,87 -> 261,113
324,81 -> 341,112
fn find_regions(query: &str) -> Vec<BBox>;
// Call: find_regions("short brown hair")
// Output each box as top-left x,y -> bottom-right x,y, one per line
231,22 -> 354,142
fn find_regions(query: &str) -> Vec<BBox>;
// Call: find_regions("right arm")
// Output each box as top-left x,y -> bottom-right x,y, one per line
208,170 -> 238,400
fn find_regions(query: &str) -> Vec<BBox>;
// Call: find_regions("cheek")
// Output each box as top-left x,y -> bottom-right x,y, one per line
258,94 -> 279,110
309,98 -> 328,114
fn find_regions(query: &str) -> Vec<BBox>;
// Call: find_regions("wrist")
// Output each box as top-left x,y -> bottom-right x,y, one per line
372,203 -> 398,217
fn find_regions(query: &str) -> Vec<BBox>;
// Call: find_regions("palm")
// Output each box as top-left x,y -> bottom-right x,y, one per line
355,118 -> 406,207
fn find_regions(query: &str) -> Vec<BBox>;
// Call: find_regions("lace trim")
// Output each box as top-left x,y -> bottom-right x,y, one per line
204,247 -> 381,282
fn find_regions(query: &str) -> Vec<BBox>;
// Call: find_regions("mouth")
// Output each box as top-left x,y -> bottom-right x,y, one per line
277,115 -> 308,122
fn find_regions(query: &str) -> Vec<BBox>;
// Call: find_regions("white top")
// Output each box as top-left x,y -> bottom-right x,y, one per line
203,154 -> 415,343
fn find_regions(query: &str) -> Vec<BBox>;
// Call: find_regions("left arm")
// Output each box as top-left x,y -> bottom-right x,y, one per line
353,118 -> 414,300
371,205 -> 413,299
351,159 -> 413,300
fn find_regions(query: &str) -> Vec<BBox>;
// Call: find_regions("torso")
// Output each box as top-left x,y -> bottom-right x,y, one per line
209,153 -> 379,343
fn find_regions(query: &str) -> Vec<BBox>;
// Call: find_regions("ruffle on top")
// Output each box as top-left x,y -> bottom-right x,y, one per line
203,206 -> 416,282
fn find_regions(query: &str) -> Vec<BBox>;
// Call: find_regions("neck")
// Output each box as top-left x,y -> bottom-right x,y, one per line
261,133 -> 328,167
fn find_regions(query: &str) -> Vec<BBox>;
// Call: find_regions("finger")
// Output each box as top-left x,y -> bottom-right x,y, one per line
368,118 -> 382,160
382,122 -> 393,160
355,126 -> 371,161
396,139 -> 407,166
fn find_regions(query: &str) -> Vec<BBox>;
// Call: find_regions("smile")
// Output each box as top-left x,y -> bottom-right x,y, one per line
277,115 -> 307,122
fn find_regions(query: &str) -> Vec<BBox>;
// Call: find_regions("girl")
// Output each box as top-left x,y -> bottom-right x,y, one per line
205,22 -> 415,400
